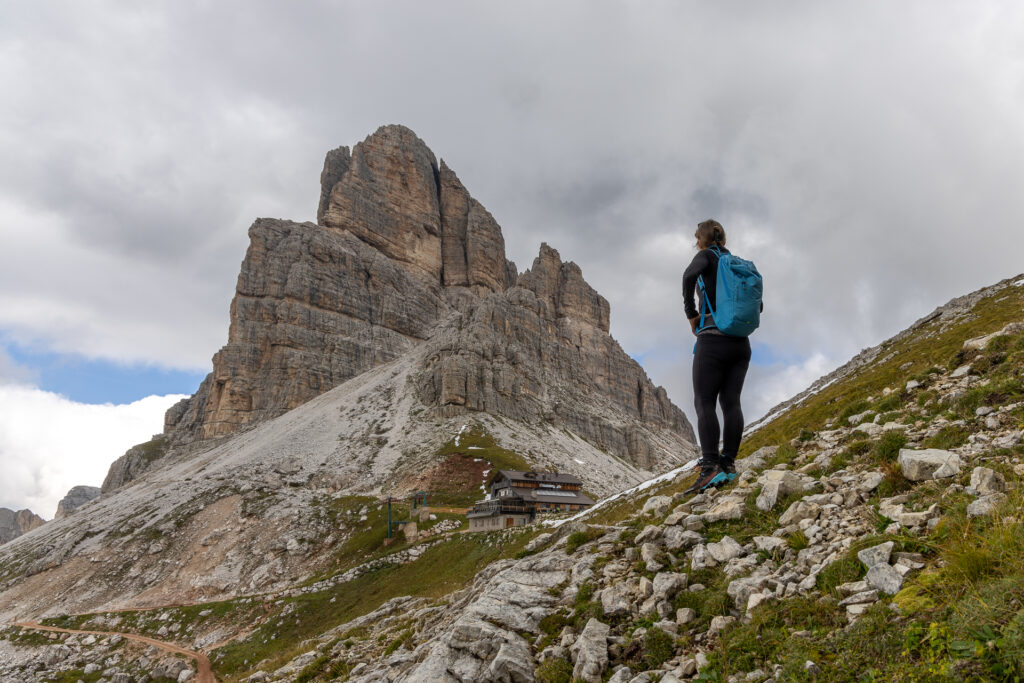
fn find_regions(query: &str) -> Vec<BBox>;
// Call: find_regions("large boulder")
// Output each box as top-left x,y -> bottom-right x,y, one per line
897,449 -> 963,481
706,536 -> 744,563
856,542 -> 894,569
601,582 -> 633,617
967,493 -> 1007,517
865,564 -> 904,595
571,617 -> 610,683
652,572 -> 687,601
702,495 -> 746,523
642,496 -> 673,517
756,470 -> 804,511
664,527 -> 702,552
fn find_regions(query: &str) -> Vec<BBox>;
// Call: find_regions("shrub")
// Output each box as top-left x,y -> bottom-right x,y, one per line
535,656 -> 573,683
922,425 -> 970,450
643,626 -> 676,669
787,530 -> 809,550
876,460 -> 912,498
872,430 -> 907,464
875,394 -> 902,412
566,528 -> 601,554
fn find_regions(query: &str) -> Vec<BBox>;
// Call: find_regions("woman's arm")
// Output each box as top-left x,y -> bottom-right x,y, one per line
681,251 -> 709,321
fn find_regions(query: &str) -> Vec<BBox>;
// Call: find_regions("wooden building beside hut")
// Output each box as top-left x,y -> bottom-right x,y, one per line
466,470 -> 595,531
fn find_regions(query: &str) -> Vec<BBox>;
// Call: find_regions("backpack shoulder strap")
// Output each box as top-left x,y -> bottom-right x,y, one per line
696,274 -> 714,331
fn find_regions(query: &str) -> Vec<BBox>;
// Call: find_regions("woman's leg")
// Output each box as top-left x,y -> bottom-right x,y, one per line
718,339 -> 752,467
692,337 -> 726,463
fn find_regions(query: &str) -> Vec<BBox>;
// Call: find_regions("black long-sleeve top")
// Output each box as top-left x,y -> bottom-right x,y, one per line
682,247 -> 728,323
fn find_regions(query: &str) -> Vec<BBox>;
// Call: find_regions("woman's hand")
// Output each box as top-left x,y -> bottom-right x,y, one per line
689,316 -> 699,337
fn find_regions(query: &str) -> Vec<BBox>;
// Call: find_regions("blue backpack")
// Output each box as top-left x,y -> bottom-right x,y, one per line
697,246 -> 763,336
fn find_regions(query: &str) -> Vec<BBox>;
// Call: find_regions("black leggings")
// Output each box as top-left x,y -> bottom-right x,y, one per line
692,334 -> 751,464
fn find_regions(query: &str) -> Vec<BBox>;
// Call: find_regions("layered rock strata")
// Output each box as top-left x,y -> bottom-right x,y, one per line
415,244 -> 687,466
106,124 -> 693,488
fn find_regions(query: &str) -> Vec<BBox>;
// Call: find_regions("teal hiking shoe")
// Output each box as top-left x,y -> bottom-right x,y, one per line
684,461 -> 722,495
705,459 -> 738,489
706,470 -> 732,488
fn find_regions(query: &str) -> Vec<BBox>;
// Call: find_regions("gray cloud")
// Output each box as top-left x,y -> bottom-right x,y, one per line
1,0 -> 1023,427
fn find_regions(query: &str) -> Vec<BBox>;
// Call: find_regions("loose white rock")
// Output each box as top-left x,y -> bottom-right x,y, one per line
967,493 -> 1007,517
857,541 -> 894,569
779,500 -> 821,526
753,535 -> 787,553
643,496 -> 673,517
970,467 -> 1006,495
866,563 -> 905,595
708,615 -> 736,636
571,617 -> 610,683
676,607 -> 697,625
707,536 -> 744,563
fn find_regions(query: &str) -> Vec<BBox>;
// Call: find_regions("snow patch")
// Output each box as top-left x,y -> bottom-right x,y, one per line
542,458 -> 698,529
467,446 -> 484,450
454,424 -> 468,447
1015,278 -> 1024,287
573,458 -> 586,465
744,374 -> 841,436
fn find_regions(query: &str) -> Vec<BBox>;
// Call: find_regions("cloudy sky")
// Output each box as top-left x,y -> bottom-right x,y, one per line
3,1 -> 1024,516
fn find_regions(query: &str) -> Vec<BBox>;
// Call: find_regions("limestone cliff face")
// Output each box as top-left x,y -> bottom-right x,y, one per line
438,160 -> 518,293
415,244 -> 691,467
162,217 -> 447,442
104,124 -> 694,489
0,508 -> 45,545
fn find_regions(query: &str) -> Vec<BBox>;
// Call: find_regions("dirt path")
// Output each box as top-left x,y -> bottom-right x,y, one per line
13,621 -> 216,683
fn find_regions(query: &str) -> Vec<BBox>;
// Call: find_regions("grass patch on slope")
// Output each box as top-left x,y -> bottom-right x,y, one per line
41,598 -> 262,647
699,280 -> 1024,680
701,487 -> 1024,681
742,282 -> 1024,454
211,529 -> 535,679
431,425 -> 531,507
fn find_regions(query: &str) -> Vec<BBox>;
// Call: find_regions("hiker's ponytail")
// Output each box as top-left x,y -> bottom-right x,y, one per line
695,219 -> 727,249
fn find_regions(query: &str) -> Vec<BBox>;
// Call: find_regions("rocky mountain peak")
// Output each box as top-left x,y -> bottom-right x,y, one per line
0,507 -> 44,545
519,243 -> 610,333
319,125 -> 445,283
53,486 -> 101,520
102,125 -> 694,494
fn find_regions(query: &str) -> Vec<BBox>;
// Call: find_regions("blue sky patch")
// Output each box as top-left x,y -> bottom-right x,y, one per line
3,342 -> 205,404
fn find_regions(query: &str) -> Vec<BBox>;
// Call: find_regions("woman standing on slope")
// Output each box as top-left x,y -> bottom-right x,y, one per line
681,219 -> 758,494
